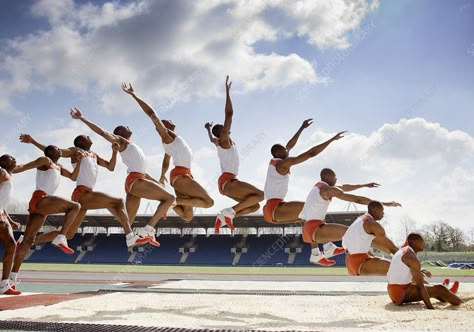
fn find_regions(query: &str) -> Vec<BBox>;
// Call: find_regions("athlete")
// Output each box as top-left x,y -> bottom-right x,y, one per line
204,76 -> 263,233
122,83 -> 213,221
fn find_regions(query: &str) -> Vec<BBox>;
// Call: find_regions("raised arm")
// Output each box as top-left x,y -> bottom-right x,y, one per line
121,83 -> 173,144
364,221 -> 398,254
20,134 -> 76,158
204,122 -> 217,144
12,156 -> 49,174
404,253 -> 434,309
159,153 -> 171,186
337,182 -> 380,192
327,187 -> 401,207
219,76 -> 233,148
70,107 -> 124,145
96,143 -> 119,171
278,131 -> 345,173
286,118 -> 313,151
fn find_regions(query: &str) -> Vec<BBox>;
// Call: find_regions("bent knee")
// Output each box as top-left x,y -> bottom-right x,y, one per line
114,198 -> 125,208
69,201 -> 81,211
203,197 -> 214,208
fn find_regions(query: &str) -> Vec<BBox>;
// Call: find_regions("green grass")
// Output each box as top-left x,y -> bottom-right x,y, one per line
21,263 -> 474,277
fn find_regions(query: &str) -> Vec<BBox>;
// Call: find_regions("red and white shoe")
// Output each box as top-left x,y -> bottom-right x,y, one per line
126,234 -> 150,248
323,242 -> 345,258
449,281 -> 459,294
214,215 -> 224,234
136,227 -> 160,247
1,282 -> 21,295
443,278 -> 450,286
52,235 -> 74,254
310,254 -> 336,266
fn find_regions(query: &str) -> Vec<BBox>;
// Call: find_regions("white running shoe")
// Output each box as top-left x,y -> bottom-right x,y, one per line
52,235 -> 74,254
136,227 -> 160,247
126,233 -> 150,248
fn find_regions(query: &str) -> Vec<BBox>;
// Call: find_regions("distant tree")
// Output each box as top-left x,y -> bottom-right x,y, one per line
448,227 -> 465,251
425,221 -> 451,252
399,215 -> 418,239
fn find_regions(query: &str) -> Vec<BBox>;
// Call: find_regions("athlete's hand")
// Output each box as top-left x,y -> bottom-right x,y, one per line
383,201 -> 402,207
365,182 -> 381,188
225,75 -> 232,92
421,269 -> 432,278
9,220 -> 20,230
112,142 -> 120,152
331,131 -> 347,141
19,133 -> 33,144
121,82 -> 135,96
301,118 -> 313,129
204,122 -> 213,130
159,175 -> 168,187
70,107 -> 83,120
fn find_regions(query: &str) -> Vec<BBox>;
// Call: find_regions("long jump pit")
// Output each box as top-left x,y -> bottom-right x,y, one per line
0,276 -> 473,331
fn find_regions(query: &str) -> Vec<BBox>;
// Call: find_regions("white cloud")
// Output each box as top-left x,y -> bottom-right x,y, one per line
0,0 -> 377,114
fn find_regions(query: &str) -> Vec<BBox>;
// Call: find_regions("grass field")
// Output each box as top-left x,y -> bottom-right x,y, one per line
21,263 -> 474,277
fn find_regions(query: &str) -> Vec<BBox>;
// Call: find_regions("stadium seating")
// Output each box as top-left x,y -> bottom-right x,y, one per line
0,232 -> 347,266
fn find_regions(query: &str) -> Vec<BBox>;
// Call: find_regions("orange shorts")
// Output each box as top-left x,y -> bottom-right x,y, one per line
302,219 -> 325,243
387,283 -> 410,305
263,199 -> 283,223
345,253 -> 370,276
71,185 -> 92,202
28,190 -> 47,215
170,166 -> 194,186
125,172 -> 146,194
218,172 -> 237,195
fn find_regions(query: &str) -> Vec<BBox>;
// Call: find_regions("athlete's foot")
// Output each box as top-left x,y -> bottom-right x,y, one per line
323,242 -> 345,258
443,278 -> 450,286
136,226 -> 160,247
126,233 -> 150,248
52,235 -> 74,254
214,214 -> 223,234
221,207 -> 235,231
309,254 -> 336,266
449,281 -> 459,294
0,282 -> 21,295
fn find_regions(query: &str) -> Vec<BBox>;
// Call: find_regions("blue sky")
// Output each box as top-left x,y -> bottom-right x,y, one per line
0,0 -> 473,241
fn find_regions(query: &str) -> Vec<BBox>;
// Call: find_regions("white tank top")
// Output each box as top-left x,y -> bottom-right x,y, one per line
342,214 -> 376,254
264,159 -> 290,200
0,174 -> 13,211
215,139 -> 239,175
388,246 -> 414,285
162,135 -> 192,169
73,150 -> 98,189
36,159 -> 61,195
120,141 -> 147,174
299,181 -> 331,221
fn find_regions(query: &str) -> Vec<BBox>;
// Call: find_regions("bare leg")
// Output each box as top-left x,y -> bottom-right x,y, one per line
223,180 -> 263,214
35,209 -> 87,244
126,193 -> 141,225
173,176 -> 214,208
173,191 -> 194,221
273,201 -> 305,224
34,196 -> 81,237
79,191 -> 132,234
129,179 -> 175,227
313,223 -> 348,243
12,214 -> 45,273
359,257 -> 391,276
403,284 -> 463,305
0,220 -> 16,281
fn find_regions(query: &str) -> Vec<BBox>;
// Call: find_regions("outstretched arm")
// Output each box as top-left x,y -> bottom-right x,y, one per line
121,83 -> 173,144
12,156 -> 49,174
219,76 -> 233,148
278,131 -> 345,173
328,187 -> 402,207
286,118 -> 313,151
337,182 -> 380,192
96,143 -> 119,171
204,122 -> 217,144
20,134 -> 76,158
70,107 -> 124,145
159,153 -> 171,186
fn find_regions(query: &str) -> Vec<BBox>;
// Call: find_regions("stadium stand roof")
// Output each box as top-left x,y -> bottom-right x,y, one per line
11,212 -> 364,230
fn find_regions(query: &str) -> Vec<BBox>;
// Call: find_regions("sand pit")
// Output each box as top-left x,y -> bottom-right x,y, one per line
0,281 -> 472,331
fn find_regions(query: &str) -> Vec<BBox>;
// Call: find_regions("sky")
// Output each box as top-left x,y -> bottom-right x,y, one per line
0,0 -> 473,242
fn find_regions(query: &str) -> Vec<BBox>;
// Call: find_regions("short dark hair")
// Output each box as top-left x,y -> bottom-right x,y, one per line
212,124 -> 223,138
113,126 -> 127,136
407,232 -> 423,246
271,144 -> 284,157
368,200 -> 383,211
320,168 -> 335,179
73,135 -> 84,147
0,154 -> 10,168
44,145 -> 58,159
